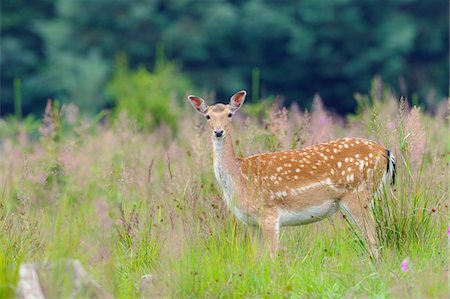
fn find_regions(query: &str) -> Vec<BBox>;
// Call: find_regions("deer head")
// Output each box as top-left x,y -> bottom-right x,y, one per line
187,90 -> 247,139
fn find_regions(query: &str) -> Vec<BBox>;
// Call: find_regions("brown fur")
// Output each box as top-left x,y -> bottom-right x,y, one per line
188,91 -> 390,259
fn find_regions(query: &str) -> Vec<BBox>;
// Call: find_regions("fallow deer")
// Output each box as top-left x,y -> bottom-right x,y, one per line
188,90 -> 396,259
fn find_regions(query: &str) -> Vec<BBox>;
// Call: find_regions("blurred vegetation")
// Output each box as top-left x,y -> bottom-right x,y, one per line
0,86 -> 448,297
107,54 -> 193,132
1,0 -> 448,117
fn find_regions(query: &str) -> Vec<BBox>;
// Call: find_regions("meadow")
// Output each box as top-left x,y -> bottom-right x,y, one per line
1,84 -> 449,298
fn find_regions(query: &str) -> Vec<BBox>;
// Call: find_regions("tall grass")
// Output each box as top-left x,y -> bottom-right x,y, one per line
0,86 -> 448,298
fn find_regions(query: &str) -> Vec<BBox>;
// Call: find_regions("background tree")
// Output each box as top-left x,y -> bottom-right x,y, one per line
0,0 -> 53,115
1,0 -> 448,116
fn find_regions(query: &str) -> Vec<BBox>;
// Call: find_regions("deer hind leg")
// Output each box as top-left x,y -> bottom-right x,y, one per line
261,212 -> 280,259
339,192 -> 379,261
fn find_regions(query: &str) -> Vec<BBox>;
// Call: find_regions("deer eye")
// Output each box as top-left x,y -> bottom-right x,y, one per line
206,115 -> 210,120
228,113 -> 233,118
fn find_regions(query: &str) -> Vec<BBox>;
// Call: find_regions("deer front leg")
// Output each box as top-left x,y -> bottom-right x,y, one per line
261,213 -> 280,259
339,192 -> 379,261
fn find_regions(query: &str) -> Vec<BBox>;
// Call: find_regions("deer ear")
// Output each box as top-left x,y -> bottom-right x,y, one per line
229,90 -> 247,112
187,95 -> 208,114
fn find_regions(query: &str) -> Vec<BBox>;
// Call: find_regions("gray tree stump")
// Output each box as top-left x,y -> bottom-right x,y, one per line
16,260 -> 112,299
16,264 -> 45,299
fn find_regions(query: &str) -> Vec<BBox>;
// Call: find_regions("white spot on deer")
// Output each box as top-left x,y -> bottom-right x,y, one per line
341,170 -> 346,176
345,157 -> 349,162
349,173 -> 354,182
333,148 -> 338,153
330,169 -> 335,174
359,160 -> 364,171
295,168 -> 300,173
355,154 -> 360,158
270,175 -> 276,181
277,167 -> 282,172
293,180 -> 331,195
337,162 -> 342,168
356,141 -> 360,144
344,144 -> 349,148
369,153 -> 373,158
294,175 -> 298,180
347,167 -> 352,172
339,145 -> 343,149
349,157 -> 354,162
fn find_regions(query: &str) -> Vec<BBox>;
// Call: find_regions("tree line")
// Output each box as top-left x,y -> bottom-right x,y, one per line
1,0 -> 448,117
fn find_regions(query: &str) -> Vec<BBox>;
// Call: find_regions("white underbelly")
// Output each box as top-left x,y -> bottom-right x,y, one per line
279,200 -> 339,226
233,206 -> 258,226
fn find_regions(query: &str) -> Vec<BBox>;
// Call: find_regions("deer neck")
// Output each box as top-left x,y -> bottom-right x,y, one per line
211,132 -> 243,207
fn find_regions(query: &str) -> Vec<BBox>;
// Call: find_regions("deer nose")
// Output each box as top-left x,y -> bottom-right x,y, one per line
214,130 -> 224,138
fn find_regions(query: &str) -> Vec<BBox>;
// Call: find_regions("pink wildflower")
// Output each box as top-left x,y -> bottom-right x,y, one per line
404,106 -> 426,165
447,226 -> 450,239
401,259 -> 408,272
310,94 -> 333,143
387,121 -> 395,130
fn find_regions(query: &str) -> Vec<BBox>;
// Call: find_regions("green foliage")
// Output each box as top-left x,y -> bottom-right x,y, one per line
107,56 -> 192,132
1,0 -> 448,116
0,212 -> 39,299
0,0 -> 54,114
113,202 -> 161,297
0,87 -> 448,297
168,221 -> 446,298
242,96 -> 274,120
0,115 -> 40,141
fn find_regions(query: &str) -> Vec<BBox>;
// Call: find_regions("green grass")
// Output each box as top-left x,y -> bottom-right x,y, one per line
161,209 -> 447,298
0,92 -> 448,298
